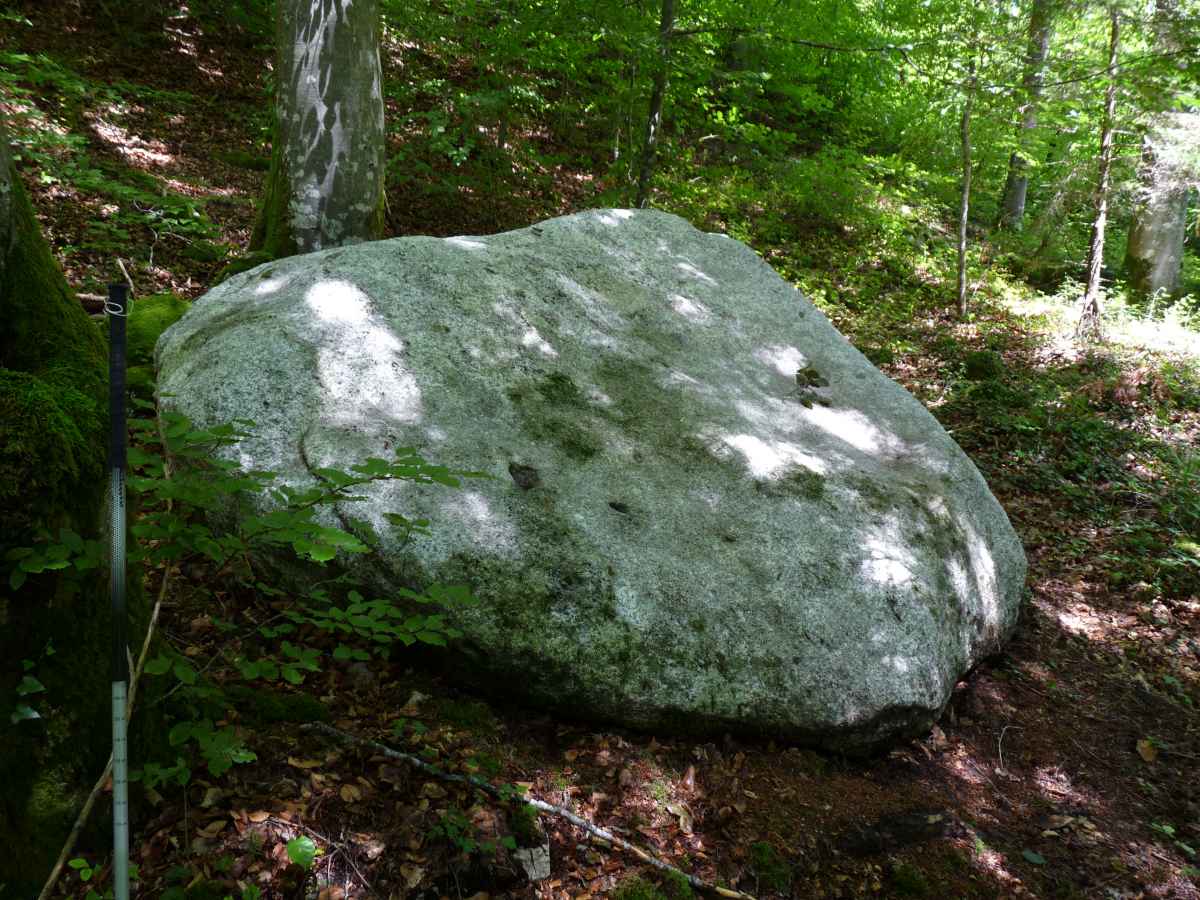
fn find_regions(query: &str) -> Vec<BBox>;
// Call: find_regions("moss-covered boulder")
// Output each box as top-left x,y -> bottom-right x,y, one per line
102,291 -> 188,399
0,123 -> 152,894
157,209 -> 1026,751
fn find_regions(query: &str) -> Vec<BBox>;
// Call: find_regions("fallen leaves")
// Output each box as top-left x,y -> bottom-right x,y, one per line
1136,738 -> 1159,763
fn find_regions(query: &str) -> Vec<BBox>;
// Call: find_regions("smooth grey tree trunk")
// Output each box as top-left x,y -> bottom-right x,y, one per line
1079,8 -> 1120,340
998,0 -> 1054,230
1124,0 -> 1189,299
957,62 -> 976,318
252,0 -> 385,258
635,0 -> 676,209
1125,133 -> 1189,299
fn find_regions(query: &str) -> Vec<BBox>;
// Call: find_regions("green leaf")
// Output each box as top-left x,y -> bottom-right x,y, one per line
58,528 -> 84,554
281,665 -> 304,685
16,675 -> 46,696
333,645 -> 354,661
286,836 -> 318,869
9,569 -> 26,590
10,704 -> 40,723
68,858 -> 88,870
168,722 -> 195,746
144,655 -> 172,676
173,660 -> 198,685
1022,849 -> 1046,865
238,659 -> 261,680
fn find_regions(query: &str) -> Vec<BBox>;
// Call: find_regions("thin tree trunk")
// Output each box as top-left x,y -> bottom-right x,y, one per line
252,0 -> 386,258
635,0 -> 676,209
957,61 -> 976,318
998,0 -> 1054,230
1079,8 -> 1120,340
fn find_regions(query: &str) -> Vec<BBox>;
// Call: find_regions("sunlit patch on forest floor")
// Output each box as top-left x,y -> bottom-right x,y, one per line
4,3 -> 1199,898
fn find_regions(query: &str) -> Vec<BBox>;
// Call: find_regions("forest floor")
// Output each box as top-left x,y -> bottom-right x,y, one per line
4,3 -> 1200,899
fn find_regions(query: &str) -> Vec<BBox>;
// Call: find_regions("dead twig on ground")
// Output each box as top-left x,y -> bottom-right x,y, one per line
36,566 -> 171,900
302,721 -> 760,900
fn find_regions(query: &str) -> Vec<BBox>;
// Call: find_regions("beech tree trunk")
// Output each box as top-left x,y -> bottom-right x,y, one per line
998,0 -> 1054,230
1125,134 -> 1189,299
1124,0 -> 1189,299
957,62 -> 976,318
635,0 -> 676,209
1079,8 -> 1120,340
252,0 -> 386,258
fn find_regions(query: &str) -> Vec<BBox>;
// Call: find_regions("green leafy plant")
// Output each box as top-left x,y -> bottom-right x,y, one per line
5,411 -> 482,787
1150,822 -> 1197,859
8,640 -> 53,723
286,835 -> 319,869
67,858 -> 138,900
428,805 -> 516,856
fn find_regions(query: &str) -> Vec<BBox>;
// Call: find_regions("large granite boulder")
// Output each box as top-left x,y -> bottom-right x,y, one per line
157,209 -> 1025,749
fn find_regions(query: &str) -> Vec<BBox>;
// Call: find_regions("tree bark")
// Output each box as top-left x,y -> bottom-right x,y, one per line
1124,131 -> 1189,299
957,61 -> 976,319
252,0 -> 386,258
1079,8 -> 1120,340
998,0 -> 1054,230
1123,0 -> 1189,299
635,0 -> 676,209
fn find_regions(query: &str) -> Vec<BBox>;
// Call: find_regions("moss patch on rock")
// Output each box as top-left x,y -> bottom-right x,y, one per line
102,291 -> 188,399
0,130 -> 160,894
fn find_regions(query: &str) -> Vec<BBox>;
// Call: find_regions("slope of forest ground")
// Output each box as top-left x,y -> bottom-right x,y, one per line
3,3 -> 1200,899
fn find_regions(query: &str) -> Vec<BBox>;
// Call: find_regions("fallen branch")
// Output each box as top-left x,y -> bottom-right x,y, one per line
302,722 -> 759,900
35,566 -> 171,900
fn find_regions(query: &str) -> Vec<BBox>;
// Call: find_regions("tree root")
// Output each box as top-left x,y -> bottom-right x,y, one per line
302,721 -> 759,900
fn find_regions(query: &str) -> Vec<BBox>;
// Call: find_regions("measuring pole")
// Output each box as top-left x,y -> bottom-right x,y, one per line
106,282 -> 130,900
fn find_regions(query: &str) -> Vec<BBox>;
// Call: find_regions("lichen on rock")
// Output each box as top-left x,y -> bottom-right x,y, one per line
157,208 -> 1027,750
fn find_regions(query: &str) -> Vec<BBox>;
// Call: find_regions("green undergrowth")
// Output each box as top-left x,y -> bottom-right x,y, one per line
1,50 -> 228,284
612,870 -> 693,900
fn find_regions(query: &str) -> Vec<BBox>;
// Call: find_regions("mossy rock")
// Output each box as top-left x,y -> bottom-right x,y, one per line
113,292 -> 189,368
963,350 -> 1005,381
100,292 -> 188,400
0,370 -> 103,535
0,125 -> 162,894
